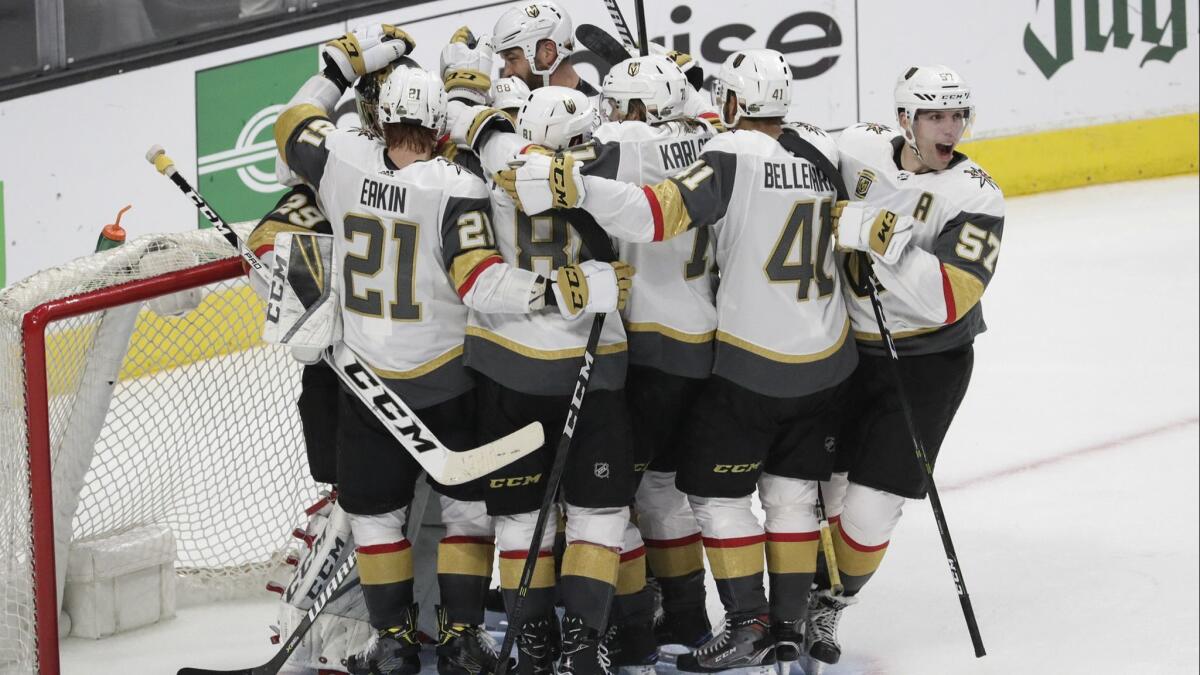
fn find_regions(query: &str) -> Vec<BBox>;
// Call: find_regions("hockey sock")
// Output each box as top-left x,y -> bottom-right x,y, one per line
438,497 -> 494,626
613,523 -> 653,624
832,482 -> 905,596
637,471 -> 708,614
497,511 -> 557,623
559,542 -> 620,631
689,494 -> 768,617
760,473 -> 819,622
349,510 -> 415,629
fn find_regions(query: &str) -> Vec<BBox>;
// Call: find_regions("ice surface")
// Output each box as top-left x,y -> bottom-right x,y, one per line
58,175 -> 1200,674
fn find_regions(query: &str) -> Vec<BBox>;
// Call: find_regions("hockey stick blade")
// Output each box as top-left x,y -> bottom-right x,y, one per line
576,23 -> 632,67
146,145 -> 545,485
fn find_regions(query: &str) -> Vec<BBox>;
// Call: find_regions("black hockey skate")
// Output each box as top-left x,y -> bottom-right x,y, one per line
346,604 -> 421,675
654,607 -> 713,648
801,590 -> 857,672
770,618 -> 803,663
557,614 -> 613,675
435,605 -> 509,675
514,615 -> 560,675
605,618 -> 659,675
675,614 -> 775,674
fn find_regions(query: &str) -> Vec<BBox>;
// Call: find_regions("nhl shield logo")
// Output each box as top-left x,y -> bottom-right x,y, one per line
593,462 -> 610,479
525,4 -> 540,17
627,62 -> 640,77
855,169 -> 876,199
563,98 -> 577,114
824,436 -> 837,453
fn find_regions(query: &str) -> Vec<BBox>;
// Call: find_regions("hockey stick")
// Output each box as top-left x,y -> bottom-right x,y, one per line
576,23 -> 632,67
493,213 -> 618,675
601,0 -> 638,52
814,485 -> 843,596
146,146 -> 543,486
177,553 -> 360,675
634,0 -> 649,57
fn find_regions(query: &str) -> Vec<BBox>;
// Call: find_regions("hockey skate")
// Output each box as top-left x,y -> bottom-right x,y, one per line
557,615 -> 612,675
675,614 -> 775,674
604,619 -> 658,675
514,616 -> 560,675
799,590 -> 858,674
770,619 -> 803,664
435,606 -> 508,675
345,604 -> 421,675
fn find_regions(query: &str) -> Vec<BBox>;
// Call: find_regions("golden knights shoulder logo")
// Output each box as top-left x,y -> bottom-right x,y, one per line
563,97 -> 577,114
964,166 -> 998,190
627,61 -> 640,76
854,168 -> 876,199
524,4 -> 540,17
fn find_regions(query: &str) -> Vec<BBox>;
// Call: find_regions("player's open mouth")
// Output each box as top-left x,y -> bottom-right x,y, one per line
936,143 -> 954,157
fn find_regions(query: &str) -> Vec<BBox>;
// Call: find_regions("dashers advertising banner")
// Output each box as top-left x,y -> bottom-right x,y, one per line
195,45 -> 319,229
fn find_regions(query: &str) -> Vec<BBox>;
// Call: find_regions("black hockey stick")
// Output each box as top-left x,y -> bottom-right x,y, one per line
493,214 -> 618,675
778,129 -> 985,656
601,0 -> 638,52
177,553 -> 360,675
576,23 -> 632,67
634,0 -> 649,57
145,146 -> 543,485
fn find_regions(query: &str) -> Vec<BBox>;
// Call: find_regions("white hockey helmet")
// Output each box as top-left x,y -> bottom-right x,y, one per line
492,2 -> 574,86
377,66 -> 448,135
354,56 -> 420,137
894,65 -> 974,152
711,48 -> 792,126
601,55 -> 689,124
517,86 -> 596,150
493,76 -> 532,113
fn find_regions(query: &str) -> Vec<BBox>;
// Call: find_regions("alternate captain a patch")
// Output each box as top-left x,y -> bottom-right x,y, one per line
854,168 -> 877,199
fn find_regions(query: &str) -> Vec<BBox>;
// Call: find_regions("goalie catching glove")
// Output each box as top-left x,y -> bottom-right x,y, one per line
322,23 -> 415,90
551,260 -> 634,320
441,26 -> 495,105
262,231 -> 342,364
832,201 -> 914,265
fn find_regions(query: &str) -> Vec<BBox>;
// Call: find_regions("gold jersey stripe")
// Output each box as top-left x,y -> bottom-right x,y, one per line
625,322 -> 715,344
715,318 -> 850,364
704,542 -> 765,580
943,263 -> 986,320
646,540 -> 705,579
615,555 -> 647,596
358,547 -> 414,586
450,249 -> 501,292
561,543 -> 620,587
766,539 -> 819,574
370,344 -> 463,380
466,325 -> 627,360
499,554 -> 555,589
274,104 -> 326,160
437,541 -> 494,577
646,180 -> 692,241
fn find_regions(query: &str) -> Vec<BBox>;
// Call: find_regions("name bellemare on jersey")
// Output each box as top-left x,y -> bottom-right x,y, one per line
836,123 -> 1006,356
276,105 -> 502,409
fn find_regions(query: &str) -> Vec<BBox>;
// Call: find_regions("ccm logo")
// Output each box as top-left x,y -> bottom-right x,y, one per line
713,462 -> 762,474
490,474 -> 542,488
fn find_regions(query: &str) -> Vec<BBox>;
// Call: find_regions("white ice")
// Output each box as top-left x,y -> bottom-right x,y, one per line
59,175 -> 1200,675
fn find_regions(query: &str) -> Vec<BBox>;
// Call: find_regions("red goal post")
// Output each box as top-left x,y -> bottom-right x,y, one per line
0,227 -> 318,674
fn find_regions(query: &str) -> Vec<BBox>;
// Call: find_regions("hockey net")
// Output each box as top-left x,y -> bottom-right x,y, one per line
0,227 -> 317,673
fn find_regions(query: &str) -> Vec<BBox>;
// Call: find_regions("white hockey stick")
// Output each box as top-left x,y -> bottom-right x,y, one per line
147,145 -> 543,485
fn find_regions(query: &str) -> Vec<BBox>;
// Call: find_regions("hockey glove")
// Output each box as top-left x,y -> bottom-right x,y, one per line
552,260 -> 634,320
321,24 -> 415,90
649,43 -> 706,91
441,26 -> 495,105
832,200 -> 913,265
496,151 -> 585,215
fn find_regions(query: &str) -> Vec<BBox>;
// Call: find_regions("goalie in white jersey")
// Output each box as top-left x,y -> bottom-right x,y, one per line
270,26 -> 617,675
502,48 -> 903,673
800,65 -> 1006,672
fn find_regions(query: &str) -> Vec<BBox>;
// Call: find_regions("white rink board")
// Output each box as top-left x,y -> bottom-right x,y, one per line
1,1 -> 1196,284
56,176 -> 1200,675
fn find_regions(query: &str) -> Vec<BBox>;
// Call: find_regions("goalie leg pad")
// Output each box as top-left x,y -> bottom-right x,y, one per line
262,231 -> 342,363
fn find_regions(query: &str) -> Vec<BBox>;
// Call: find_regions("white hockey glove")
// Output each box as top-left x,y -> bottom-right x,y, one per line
551,260 -> 634,320
441,26 -> 495,105
446,100 -> 514,151
262,232 -> 342,365
274,151 -> 303,189
321,24 -> 415,89
832,201 -> 913,265
495,150 -> 585,215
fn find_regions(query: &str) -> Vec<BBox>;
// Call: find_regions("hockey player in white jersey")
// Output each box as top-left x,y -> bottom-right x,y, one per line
571,54 -> 718,670
271,25 -> 625,675
802,65 -> 1005,672
501,48 -> 909,673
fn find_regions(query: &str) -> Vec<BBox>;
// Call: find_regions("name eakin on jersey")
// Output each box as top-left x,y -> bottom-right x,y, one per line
836,123 -> 1006,356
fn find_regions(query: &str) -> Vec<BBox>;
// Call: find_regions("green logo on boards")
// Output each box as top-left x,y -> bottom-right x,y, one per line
195,45 -> 317,228
1024,0 -> 1189,79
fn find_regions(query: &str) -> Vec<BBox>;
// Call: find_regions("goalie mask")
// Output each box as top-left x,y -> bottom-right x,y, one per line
601,55 -> 688,124
517,86 -> 596,150
894,65 -> 974,157
711,48 -> 792,127
377,65 -> 448,135
353,56 -> 421,137
492,1 -> 574,87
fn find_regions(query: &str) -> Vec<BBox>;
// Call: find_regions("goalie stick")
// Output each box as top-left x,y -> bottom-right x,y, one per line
145,145 -> 544,485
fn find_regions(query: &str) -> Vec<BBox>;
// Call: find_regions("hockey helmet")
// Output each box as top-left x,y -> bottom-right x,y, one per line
493,76 -> 532,114
517,86 -> 596,150
492,2 -> 574,86
377,65 -> 448,135
894,65 -> 974,154
601,55 -> 689,124
711,49 -> 791,126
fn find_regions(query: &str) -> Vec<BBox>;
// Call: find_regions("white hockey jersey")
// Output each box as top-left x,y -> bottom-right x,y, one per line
586,119 -> 717,379
275,109 -> 503,408
578,126 -> 857,398
836,123 -> 1006,355
466,130 -> 629,396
